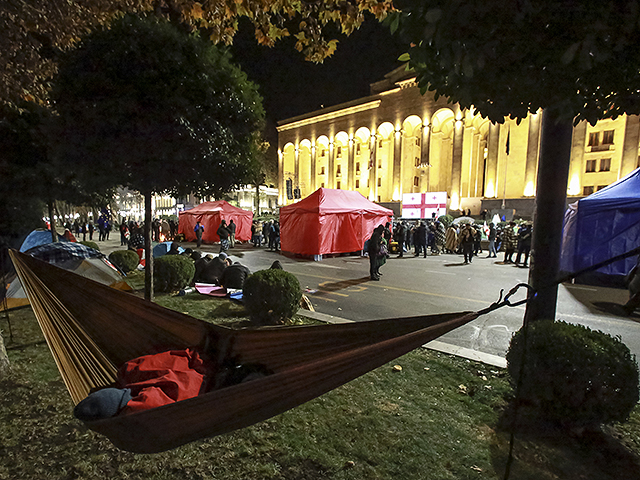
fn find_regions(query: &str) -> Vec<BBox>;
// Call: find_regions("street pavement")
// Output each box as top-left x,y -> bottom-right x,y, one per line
97,236 -> 640,368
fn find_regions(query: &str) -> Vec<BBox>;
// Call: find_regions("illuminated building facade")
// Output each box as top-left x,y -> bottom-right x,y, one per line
277,66 -> 640,216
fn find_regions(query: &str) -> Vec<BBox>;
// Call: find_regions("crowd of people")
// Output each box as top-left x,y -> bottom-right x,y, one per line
365,218 -> 534,280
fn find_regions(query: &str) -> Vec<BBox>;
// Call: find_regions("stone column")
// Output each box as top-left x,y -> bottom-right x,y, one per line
348,138 -> 355,190
310,143 -> 317,191
525,112 -> 542,196
485,122 -> 500,198
621,115 -> 640,177
451,119 -> 464,209
393,129 -> 403,200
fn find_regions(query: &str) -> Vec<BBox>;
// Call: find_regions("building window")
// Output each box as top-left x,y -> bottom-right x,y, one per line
377,195 -> 381,202
356,143 -> 361,155
597,185 -> 607,191
413,176 -> 419,187
320,166 -> 325,175
588,132 -> 599,147
602,130 -> 614,145
321,182 -> 325,188
367,178 -> 370,187
336,164 -> 341,176
377,178 -> 382,187
583,186 -> 595,196
415,137 -> 421,146
336,181 -> 341,189
337,146 -> 342,158
356,179 -> 360,188
356,162 -> 360,173
585,159 -> 597,173
321,149 -> 326,157
415,157 -> 421,167
379,139 -> 383,148
600,158 -> 611,171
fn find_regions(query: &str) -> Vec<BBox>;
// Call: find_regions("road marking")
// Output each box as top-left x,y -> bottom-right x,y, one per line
313,296 -> 337,302
294,271 -> 489,305
564,285 -> 598,291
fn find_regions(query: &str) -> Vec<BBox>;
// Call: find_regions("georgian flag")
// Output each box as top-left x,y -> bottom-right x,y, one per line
402,192 -> 447,219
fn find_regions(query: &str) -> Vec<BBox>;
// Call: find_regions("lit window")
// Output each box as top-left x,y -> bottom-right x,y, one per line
585,160 -> 597,173
414,176 -> 419,187
600,158 -> 611,171
602,130 -> 614,145
588,132 -> 599,147
356,179 -> 360,188
583,186 -> 595,196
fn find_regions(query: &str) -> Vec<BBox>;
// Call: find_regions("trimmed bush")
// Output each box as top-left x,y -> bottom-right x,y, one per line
507,320 -> 639,429
108,249 -> 140,273
243,269 -> 302,325
437,214 -> 454,228
153,255 -> 195,293
79,240 -> 99,251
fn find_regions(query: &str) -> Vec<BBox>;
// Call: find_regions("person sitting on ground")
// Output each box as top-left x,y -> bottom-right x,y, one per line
220,261 -> 251,290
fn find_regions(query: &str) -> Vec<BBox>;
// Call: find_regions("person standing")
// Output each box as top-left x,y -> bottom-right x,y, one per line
394,222 -> 406,258
119,220 -> 129,246
217,220 -> 230,253
460,225 -> 475,264
514,222 -> 533,267
194,221 -> 204,248
367,225 -> 384,281
435,220 -> 446,255
445,225 -> 457,254
502,221 -> 517,263
228,219 -> 237,248
487,223 -> 498,258
88,222 -> 94,241
415,222 -> 428,258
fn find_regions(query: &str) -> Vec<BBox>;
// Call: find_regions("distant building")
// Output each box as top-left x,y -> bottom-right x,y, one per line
277,66 -> 640,218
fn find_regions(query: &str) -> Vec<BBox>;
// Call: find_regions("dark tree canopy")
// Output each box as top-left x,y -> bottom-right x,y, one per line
51,14 -> 265,199
0,0 -> 394,107
391,0 -> 640,124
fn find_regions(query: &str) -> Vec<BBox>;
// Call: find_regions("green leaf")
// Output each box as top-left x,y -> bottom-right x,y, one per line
398,52 -> 411,62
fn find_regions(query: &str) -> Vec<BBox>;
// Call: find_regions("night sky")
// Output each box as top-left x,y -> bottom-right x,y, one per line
230,16 -> 408,127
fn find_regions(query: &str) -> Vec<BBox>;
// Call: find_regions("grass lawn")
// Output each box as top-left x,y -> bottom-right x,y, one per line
2,294 -> 640,480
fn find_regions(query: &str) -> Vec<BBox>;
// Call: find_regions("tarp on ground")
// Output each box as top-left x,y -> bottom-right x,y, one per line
560,168 -> 640,278
178,201 -> 253,244
280,188 -> 393,256
20,229 -> 69,252
3,242 -> 129,311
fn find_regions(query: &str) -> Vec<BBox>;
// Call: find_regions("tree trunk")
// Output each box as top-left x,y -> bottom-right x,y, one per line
144,191 -> 154,302
47,200 -> 57,242
524,112 -> 573,322
255,183 -> 260,216
0,331 -> 9,378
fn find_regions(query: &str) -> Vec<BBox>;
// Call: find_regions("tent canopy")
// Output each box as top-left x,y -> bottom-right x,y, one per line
2,242 -> 129,311
20,229 -> 69,252
178,201 -> 253,244
280,188 -> 393,256
561,168 -> 640,278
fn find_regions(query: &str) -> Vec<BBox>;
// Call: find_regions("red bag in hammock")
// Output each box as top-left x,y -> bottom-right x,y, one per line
117,349 -> 207,414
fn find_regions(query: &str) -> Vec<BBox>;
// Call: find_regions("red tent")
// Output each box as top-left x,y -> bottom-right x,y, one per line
178,201 -> 253,244
280,188 -> 393,256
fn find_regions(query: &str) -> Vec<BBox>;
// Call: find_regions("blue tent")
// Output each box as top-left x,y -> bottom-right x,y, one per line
561,168 -> 640,278
20,229 -> 68,252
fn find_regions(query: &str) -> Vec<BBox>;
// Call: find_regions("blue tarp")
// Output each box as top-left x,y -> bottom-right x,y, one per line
561,168 -> 640,277
20,230 -> 68,252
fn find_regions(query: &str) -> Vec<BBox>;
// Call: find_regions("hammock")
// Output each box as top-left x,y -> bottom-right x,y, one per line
10,249 -> 488,454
